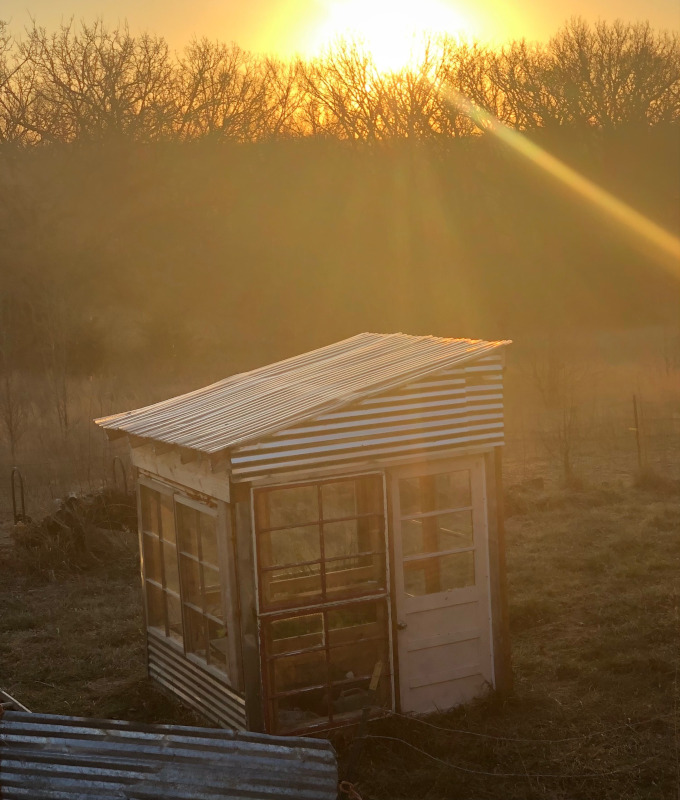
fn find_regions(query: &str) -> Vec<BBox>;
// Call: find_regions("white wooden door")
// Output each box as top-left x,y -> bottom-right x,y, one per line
390,456 -> 494,713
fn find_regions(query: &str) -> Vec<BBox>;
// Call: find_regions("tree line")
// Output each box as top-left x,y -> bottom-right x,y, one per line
0,17 -> 678,145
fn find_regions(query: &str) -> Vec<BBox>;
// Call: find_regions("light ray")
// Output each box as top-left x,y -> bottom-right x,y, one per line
448,91 -> 680,275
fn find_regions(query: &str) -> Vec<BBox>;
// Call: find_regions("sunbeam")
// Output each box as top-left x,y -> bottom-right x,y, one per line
448,91 -> 680,276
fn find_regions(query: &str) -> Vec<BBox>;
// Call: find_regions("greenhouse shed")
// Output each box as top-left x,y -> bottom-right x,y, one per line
95,332 -> 512,735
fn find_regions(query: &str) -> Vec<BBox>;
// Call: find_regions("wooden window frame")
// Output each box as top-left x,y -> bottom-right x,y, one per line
254,474 -> 388,613
138,479 -> 183,644
174,495 -> 238,683
253,472 -> 394,733
398,469 -> 477,595
138,475 -> 240,689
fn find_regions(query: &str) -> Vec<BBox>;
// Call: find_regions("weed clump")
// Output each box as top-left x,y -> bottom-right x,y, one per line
10,488 -> 137,579
633,467 -> 680,494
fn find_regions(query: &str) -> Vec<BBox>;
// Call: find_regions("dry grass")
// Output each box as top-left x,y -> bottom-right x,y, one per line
1,482 -> 678,798
0,496 -> 203,726
335,482 -> 679,799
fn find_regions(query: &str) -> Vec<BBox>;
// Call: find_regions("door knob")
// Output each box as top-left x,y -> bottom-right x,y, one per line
397,622 -> 407,630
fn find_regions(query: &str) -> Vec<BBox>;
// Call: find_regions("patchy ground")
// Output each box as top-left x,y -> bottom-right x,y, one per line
1,480 -> 678,799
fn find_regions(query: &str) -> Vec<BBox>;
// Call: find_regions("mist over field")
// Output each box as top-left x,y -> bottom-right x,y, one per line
0,15 -> 677,490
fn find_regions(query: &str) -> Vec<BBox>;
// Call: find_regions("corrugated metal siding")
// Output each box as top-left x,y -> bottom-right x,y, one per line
147,629 -> 247,730
231,355 -> 505,479
95,333 -> 509,454
0,711 -> 338,800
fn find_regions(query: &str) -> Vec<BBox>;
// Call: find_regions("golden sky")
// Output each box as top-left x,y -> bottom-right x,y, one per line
4,0 -> 679,61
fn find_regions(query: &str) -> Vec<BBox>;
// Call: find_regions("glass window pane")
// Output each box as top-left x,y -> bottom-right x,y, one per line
434,470 -> 471,510
272,689 -> 329,733
162,543 -> 180,594
166,592 -> 183,644
266,614 -> 324,655
259,526 -> 320,568
177,504 -> 199,556
325,517 -> 383,559
200,513 -> 219,567
327,602 -> 384,647
404,551 -> 475,596
262,564 -> 323,608
256,485 -> 319,529
159,494 -> 176,543
273,651 -> 327,693
399,476 -> 425,516
142,533 -> 162,583
207,616 -> 228,673
321,481 -> 357,520
203,566 -> 223,620
140,486 -> 160,534
180,555 -> 202,609
325,553 -> 386,599
402,510 -> 473,556
146,581 -> 164,630
439,550 -> 475,590
184,605 -> 207,658
400,470 -> 471,517
329,638 -> 387,686
323,519 -> 358,559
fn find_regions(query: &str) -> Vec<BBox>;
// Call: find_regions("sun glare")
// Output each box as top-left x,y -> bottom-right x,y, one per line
309,0 -> 473,72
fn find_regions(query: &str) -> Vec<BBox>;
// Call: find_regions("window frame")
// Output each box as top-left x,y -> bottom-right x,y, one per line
138,478 -> 183,644
398,469 -> 477,596
252,470 -> 394,734
137,475 -> 241,689
253,473 -> 388,613
174,494 -> 239,684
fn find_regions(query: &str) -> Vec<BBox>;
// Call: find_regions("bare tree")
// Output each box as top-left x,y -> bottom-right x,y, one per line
175,39 -> 269,141
0,295 -> 32,461
302,41 -> 390,141
17,19 -> 175,143
548,19 -> 680,128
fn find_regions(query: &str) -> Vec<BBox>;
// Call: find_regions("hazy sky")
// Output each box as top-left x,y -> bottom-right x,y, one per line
3,0 -> 679,59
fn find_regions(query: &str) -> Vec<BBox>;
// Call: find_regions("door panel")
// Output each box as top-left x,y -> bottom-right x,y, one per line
391,456 -> 494,713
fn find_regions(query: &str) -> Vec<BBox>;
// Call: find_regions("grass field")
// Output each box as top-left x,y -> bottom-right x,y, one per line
1,477 -> 677,799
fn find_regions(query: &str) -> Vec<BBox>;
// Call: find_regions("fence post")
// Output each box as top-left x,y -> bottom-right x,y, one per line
632,395 -> 643,471
10,467 -> 27,524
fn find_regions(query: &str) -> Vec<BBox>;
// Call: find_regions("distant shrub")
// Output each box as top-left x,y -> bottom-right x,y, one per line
11,488 -> 138,579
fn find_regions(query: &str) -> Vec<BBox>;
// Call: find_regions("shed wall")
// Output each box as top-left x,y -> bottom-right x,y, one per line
147,630 -> 247,730
231,354 -> 504,479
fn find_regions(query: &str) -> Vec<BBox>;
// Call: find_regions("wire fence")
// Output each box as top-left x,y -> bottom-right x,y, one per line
504,392 -> 680,488
0,378 -> 678,523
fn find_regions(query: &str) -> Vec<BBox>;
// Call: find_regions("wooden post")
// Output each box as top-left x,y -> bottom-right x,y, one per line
485,448 -> 513,694
231,481 -> 265,732
632,394 -> 643,471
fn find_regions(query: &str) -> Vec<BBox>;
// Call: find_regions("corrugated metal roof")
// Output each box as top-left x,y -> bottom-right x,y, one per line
95,333 -> 509,455
0,711 -> 338,799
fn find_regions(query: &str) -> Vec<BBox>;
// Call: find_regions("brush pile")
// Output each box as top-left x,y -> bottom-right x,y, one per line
10,488 -> 137,578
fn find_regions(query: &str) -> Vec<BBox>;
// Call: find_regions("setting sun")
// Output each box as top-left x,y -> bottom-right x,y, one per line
307,0 -> 474,71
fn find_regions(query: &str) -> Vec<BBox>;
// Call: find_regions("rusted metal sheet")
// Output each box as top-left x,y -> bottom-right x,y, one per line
95,333 -> 509,454
0,711 -> 338,799
147,628 -> 247,731
231,355 -> 505,479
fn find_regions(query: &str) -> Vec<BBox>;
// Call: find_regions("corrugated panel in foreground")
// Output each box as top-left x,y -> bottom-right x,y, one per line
231,354 -> 505,479
95,333 -> 509,454
147,628 -> 247,730
0,711 -> 337,800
